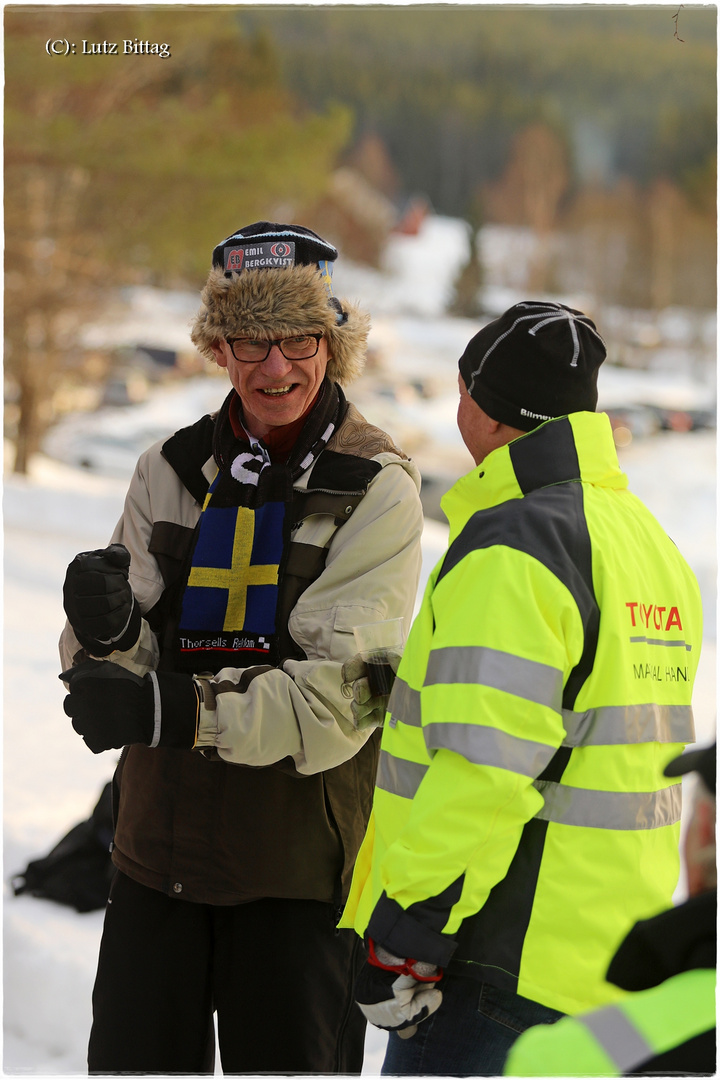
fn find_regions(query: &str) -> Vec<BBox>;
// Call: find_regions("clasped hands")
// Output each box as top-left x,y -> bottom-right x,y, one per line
340,651 -> 402,730
354,939 -> 443,1038
61,543 -> 401,748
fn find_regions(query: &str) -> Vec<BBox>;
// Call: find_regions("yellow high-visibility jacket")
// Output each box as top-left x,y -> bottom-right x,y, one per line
342,411 -> 703,1016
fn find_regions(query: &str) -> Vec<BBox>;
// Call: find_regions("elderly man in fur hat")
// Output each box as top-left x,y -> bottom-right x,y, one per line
59,222 -> 424,1075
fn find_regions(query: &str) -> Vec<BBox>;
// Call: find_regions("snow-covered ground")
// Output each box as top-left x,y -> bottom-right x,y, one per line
4,216 -> 717,1076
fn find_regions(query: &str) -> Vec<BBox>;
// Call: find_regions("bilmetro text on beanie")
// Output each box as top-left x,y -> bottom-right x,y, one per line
191,221 -> 369,386
458,300 -> 607,431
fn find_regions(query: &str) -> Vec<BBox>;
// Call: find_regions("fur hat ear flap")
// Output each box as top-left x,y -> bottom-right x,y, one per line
190,265 -> 369,387
324,299 -> 370,385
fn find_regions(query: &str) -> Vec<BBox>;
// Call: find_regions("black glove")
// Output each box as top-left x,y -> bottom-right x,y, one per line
341,651 -> 402,730
60,660 -> 200,754
63,544 -> 141,656
354,939 -> 443,1038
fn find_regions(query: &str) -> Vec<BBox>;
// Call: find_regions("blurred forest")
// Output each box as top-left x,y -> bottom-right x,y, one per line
245,5 -> 716,311
4,4 -> 717,472
243,6 -> 716,207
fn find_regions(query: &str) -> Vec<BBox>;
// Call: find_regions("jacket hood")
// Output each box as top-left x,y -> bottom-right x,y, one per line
190,263 -> 369,386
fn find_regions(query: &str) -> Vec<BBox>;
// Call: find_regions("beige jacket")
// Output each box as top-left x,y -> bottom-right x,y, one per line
60,405 -> 423,777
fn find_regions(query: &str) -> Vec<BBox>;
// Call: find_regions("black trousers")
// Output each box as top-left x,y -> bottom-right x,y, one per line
88,871 -> 367,1075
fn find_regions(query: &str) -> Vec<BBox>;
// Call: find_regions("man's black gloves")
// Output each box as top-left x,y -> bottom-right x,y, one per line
354,939 -> 444,1039
61,660 -> 200,754
63,544 -> 141,656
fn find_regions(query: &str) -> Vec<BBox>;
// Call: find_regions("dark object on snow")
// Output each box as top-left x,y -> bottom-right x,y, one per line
11,782 -> 114,913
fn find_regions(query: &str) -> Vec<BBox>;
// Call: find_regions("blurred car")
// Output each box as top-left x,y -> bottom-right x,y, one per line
654,407 -> 717,433
605,405 -> 662,447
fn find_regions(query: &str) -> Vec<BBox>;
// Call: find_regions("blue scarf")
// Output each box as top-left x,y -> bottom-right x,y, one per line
178,471 -> 286,670
176,380 -> 341,673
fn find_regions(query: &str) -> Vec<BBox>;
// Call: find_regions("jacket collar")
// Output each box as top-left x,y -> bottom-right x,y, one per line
441,412 -> 627,544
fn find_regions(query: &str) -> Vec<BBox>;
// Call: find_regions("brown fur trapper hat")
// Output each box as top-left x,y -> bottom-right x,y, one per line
191,222 -> 370,386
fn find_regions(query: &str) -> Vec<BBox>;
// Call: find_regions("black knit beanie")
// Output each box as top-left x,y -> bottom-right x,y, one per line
212,222 -> 338,276
459,301 -> 607,431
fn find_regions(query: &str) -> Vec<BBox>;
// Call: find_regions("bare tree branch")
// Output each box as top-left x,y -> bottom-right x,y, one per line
672,6 -> 685,43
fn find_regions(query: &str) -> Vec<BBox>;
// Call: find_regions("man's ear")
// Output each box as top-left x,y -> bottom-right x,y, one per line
210,342 -> 228,368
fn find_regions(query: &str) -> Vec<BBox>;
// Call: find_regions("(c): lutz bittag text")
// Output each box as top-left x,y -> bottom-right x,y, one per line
46,38 -> 171,58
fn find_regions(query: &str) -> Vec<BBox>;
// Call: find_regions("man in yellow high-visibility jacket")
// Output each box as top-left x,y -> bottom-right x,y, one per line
340,301 -> 704,1076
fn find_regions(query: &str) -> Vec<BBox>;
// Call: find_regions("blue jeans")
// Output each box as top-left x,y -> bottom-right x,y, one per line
382,973 -> 564,1076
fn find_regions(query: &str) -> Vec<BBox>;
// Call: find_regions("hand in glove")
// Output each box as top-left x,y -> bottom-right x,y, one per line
63,544 -> 141,656
354,939 -> 443,1039
341,651 -> 402,730
60,660 -> 200,754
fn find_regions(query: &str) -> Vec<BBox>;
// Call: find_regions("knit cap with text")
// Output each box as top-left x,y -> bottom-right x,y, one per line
191,221 -> 370,386
459,300 -> 607,431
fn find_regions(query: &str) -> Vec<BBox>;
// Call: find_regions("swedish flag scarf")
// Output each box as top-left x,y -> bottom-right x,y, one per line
177,380 -> 342,674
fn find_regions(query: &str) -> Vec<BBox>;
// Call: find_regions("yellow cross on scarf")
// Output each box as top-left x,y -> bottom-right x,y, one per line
186,505 -> 278,630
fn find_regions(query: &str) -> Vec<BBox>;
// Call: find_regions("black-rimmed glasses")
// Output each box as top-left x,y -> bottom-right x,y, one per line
226,333 -> 324,364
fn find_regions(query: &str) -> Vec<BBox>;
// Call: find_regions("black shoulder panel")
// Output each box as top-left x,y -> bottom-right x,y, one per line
437,482 -> 599,711
510,417 -> 581,494
161,414 -> 216,504
307,449 -> 382,493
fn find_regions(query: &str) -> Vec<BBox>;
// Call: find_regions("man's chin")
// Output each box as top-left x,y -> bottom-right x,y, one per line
249,388 -> 308,427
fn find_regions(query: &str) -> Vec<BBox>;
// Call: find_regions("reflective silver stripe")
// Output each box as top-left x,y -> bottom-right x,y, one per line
388,677 -> 421,729
148,670 -> 162,748
377,751 -> 682,827
533,779 -> 682,830
580,1005 -> 655,1073
376,750 -> 428,799
425,646 -> 564,712
562,704 -> 695,747
630,635 -> 692,651
424,722 -> 557,776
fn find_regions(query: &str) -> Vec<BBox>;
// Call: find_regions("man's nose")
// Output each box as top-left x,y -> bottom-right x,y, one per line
262,343 -> 293,375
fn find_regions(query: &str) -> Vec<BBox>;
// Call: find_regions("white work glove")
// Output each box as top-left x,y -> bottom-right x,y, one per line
353,940 -> 443,1039
340,652 -> 402,730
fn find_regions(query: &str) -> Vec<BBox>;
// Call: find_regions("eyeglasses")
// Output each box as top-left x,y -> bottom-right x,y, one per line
226,333 -> 324,364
